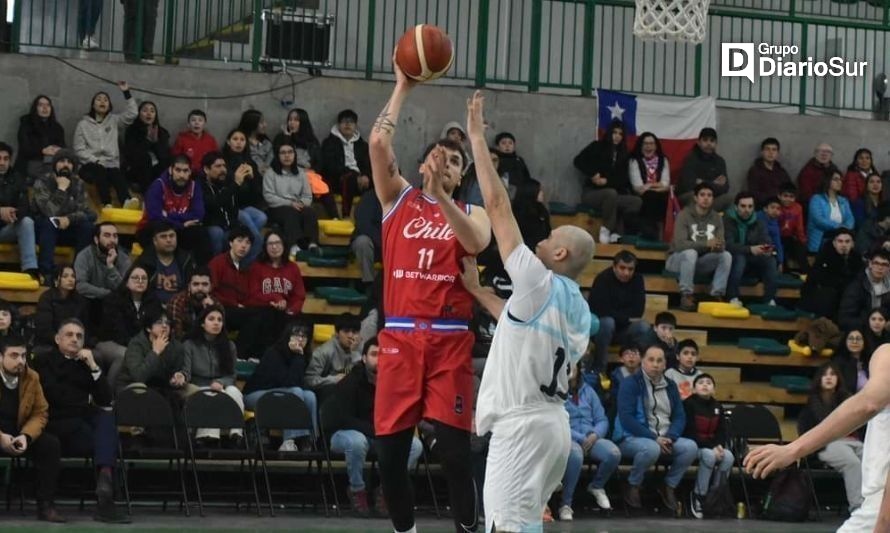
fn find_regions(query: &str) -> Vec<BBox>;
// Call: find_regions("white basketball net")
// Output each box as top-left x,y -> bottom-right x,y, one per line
633,0 -> 711,44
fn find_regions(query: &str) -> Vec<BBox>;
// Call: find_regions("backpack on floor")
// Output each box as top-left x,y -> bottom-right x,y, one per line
701,470 -> 736,518
762,466 -> 811,522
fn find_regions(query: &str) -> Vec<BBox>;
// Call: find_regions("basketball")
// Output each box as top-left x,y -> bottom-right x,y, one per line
395,24 -> 454,82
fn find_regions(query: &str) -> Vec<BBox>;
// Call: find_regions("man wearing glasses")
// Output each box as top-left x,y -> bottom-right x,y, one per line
838,249 -> 890,331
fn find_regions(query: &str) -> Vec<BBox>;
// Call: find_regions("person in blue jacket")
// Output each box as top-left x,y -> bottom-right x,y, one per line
808,170 -> 855,253
557,369 -> 621,521
613,344 -> 698,512
757,196 -> 785,268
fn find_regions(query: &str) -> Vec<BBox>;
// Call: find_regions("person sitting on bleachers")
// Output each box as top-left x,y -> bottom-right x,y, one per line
320,336 -> 423,517
223,129 -> 269,241
74,222 -> 131,324
274,109 -> 339,219
678,127 -> 732,213
0,298 -> 24,338
167,266 -> 218,340
15,95 -> 66,181
588,250 -> 650,375
807,170 -> 855,253
248,230 -> 306,336
0,142 -> 38,278
778,183 -> 809,275
797,362 -> 863,514
573,119 -> 640,244
122,101 -> 171,194
838,249 -> 890,331
0,336 -> 65,523
666,182 -> 731,311
141,154 -> 211,263
664,339 -> 702,400
746,137 -> 792,207
238,110 -> 274,176
628,132 -> 670,240
493,131 -> 533,189
264,139 -> 320,258
242,321 -> 317,452
171,110 -> 218,176
723,191 -> 778,306
852,173 -> 885,227
34,265 -> 91,350
95,264 -> 159,387
757,197 -> 785,271
832,329 -> 868,395
305,313 -> 362,405
351,188 -> 383,293
558,367 -> 619,521
134,220 -> 195,305
200,151 -> 261,261
32,149 -> 96,284
609,343 -> 641,399
683,373 -> 733,519
856,202 -> 890,255
31,318 -> 128,523
843,148 -> 880,206
613,344 -> 698,512
320,109 -> 372,218
72,81 -> 138,209
177,305 -> 244,449
863,308 -> 890,359
651,311 -> 679,368
117,305 -> 185,396
797,142 -> 838,210
799,229 -> 861,319
208,225 -> 268,360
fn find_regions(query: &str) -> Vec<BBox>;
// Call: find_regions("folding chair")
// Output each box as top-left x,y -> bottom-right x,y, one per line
183,389 -> 261,517
727,404 -> 820,519
115,386 -> 189,516
252,391 -> 330,516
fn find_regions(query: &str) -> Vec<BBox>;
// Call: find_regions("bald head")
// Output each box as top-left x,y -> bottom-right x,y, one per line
547,225 -> 595,279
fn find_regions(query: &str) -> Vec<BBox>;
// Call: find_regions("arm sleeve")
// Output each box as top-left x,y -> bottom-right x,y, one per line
617,378 -> 657,439
298,170 -> 313,206
117,94 -> 138,127
666,387 -> 687,440
304,347 -> 334,388
74,251 -> 110,300
286,267 -> 306,315
72,121 -> 96,164
503,244 -> 552,322
262,169 -> 291,208
20,381 -> 48,440
841,199 -> 855,229
144,180 -> 167,224
590,392 -> 610,438
628,161 -> 644,191
125,339 -> 165,384
809,196 -> 838,231
659,160 -> 671,186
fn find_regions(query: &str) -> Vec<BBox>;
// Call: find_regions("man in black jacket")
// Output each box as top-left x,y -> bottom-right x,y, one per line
838,249 -> 890,331
320,337 -> 422,516
0,143 -> 38,278
587,251 -> 650,374
799,229 -> 861,319
678,128 -> 731,212
320,109 -> 372,217
135,221 -> 195,305
31,318 -> 128,523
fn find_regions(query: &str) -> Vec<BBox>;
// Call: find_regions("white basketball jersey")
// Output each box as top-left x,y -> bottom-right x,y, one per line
475,245 -> 591,436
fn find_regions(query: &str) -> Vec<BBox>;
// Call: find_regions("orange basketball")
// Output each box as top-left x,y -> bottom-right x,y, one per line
395,24 -> 454,82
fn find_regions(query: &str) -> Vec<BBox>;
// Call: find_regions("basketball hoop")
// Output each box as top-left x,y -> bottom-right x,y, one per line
633,0 -> 710,44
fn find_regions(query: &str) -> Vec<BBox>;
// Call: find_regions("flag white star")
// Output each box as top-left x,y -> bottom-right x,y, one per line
607,101 -> 626,120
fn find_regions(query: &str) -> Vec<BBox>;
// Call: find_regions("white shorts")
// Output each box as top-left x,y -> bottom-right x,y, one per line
483,405 -> 571,533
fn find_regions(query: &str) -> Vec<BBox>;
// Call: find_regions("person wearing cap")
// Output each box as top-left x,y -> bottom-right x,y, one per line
305,312 -> 362,405
494,131 -> 533,188
856,202 -> 890,256
678,127 -> 731,213
31,149 -> 97,284
682,372 -> 732,519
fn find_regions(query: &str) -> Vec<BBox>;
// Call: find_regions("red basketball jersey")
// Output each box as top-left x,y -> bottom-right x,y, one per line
382,187 -> 474,321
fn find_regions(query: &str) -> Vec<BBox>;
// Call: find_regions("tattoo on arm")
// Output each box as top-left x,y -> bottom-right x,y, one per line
373,104 -> 396,135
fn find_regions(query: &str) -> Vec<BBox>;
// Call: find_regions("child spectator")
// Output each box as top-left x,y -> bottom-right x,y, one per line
665,339 -> 702,400
171,110 -> 218,175
842,148 -> 879,205
683,373 -> 732,519
652,311 -> 679,368
778,182 -> 809,274
757,196 -> 785,269
558,368 -> 619,520
609,343 -> 641,399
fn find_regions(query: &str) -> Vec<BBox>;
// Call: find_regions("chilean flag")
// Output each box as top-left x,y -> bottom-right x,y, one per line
596,89 -> 717,183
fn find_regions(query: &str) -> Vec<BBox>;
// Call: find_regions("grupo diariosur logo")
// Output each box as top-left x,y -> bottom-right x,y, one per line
721,43 -> 867,83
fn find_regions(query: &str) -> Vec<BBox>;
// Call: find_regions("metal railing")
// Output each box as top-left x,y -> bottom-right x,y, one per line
9,0 -> 890,114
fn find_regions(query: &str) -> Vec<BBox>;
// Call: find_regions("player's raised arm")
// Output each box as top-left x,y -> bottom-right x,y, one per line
369,51 -> 413,212
466,91 -> 523,263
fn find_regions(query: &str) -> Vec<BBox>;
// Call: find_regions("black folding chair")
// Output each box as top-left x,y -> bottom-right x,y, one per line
727,404 -> 820,519
183,389 -> 260,517
115,386 -> 189,516
252,391 -> 330,516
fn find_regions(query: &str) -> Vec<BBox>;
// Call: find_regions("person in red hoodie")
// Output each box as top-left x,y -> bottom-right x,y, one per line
249,230 -> 306,336
207,225 -> 269,359
171,110 -> 218,175
778,182 -> 809,274
843,148 -> 880,205
796,142 -> 838,210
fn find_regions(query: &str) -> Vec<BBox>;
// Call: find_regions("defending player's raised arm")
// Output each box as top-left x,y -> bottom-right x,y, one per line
466,91 -> 523,264
745,344 -> 890,478
460,256 -> 505,318
369,51 -> 412,212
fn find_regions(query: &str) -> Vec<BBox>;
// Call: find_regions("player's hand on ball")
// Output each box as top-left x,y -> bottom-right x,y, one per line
743,443 -> 796,478
460,256 -> 481,292
421,146 -> 449,202
466,91 -> 486,139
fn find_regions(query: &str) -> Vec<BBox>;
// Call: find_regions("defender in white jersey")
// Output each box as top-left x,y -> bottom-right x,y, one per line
463,92 -> 595,533
745,344 -> 890,532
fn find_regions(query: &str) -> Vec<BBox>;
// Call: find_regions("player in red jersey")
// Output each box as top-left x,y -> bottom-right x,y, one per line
369,53 -> 491,533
